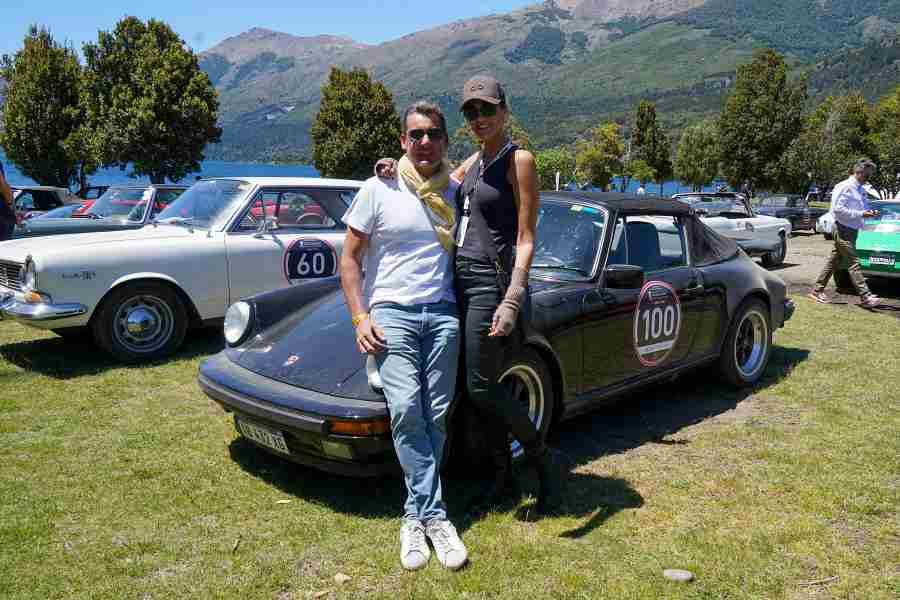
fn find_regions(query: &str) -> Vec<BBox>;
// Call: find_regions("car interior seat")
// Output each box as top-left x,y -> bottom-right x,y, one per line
626,221 -> 662,271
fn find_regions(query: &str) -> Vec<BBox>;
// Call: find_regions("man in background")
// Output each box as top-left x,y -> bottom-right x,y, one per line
808,158 -> 880,308
0,162 -> 16,241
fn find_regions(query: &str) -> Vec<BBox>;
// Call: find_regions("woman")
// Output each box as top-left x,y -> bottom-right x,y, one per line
451,75 -> 563,514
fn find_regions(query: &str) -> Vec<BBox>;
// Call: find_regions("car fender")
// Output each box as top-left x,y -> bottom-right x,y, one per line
521,328 -> 568,422
94,272 -> 201,325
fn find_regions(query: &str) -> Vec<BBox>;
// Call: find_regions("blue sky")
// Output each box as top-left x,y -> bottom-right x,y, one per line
1,1 -> 536,57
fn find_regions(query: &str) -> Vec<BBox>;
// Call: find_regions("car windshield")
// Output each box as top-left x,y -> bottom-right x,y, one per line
863,202 -> 900,232
155,179 -> 252,230
86,187 -> 151,221
678,195 -> 751,218
532,201 -> 606,276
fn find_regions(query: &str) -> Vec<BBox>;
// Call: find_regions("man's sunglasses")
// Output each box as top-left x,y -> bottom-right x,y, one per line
463,103 -> 498,122
407,128 -> 445,142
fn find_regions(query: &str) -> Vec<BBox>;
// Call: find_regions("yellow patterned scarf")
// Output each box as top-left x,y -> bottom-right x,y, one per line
397,155 -> 456,253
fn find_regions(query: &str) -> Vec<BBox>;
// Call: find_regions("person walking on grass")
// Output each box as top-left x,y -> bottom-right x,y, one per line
341,101 -> 467,572
0,162 -> 15,242
808,158 -> 881,308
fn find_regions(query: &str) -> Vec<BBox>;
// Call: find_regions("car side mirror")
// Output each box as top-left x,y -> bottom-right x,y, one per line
604,264 -> 644,289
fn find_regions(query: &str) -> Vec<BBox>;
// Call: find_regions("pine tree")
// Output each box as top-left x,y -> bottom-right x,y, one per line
311,68 -> 402,179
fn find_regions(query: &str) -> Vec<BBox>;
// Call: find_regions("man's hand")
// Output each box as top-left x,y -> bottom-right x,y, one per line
863,209 -> 879,218
356,317 -> 387,354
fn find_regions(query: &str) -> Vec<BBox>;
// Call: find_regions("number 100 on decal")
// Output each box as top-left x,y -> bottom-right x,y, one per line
633,281 -> 682,367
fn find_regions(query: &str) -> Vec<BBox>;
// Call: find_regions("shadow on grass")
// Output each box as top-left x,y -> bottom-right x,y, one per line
0,327 -> 224,379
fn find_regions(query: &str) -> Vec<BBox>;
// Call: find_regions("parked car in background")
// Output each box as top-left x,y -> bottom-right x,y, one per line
74,185 -> 109,201
198,193 -> 794,476
10,186 -> 77,220
817,211 -> 835,239
672,192 -> 792,268
11,185 -> 186,239
857,200 -> 900,280
0,177 -> 361,361
755,194 -> 828,232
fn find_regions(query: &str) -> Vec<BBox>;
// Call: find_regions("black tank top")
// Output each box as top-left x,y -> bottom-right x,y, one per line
457,143 -> 519,268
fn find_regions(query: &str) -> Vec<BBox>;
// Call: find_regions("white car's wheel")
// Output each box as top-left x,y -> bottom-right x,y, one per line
92,281 -> 188,362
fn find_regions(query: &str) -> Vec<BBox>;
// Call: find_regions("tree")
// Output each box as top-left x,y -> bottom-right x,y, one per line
718,48 -> 806,193
80,17 -> 221,183
775,94 -> 874,194
630,100 -> 672,194
312,67 -> 401,179
627,159 -> 656,187
576,122 -> 624,190
869,86 -> 900,197
0,26 -> 89,188
673,121 -> 720,191
535,146 -> 576,190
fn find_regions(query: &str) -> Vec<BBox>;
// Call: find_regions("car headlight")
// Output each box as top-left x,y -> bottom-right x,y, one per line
21,259 -> 36,292
223,301 -> 254,346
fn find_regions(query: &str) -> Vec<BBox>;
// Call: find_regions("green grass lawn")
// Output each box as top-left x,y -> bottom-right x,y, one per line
1,299 -> 898,599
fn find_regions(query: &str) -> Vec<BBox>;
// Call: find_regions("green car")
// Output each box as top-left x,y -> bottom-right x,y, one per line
858,201 -> 900,279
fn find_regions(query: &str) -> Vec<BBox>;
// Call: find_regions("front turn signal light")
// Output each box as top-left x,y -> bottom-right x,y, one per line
327,417 -> 391,437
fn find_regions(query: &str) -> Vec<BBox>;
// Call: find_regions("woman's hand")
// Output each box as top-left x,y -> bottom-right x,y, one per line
489,301 -> 518,337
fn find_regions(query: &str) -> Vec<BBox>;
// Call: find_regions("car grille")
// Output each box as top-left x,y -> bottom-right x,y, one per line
0,260 -> 23,291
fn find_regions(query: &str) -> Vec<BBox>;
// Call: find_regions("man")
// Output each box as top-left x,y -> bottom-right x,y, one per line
0,162 -> 15,241
341,101 -> 467,571
636,184 -> 646,195
808,158 -> 880,308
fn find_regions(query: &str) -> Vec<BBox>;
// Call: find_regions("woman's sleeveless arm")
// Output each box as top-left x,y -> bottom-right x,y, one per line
508,149 -> 538,273
451,153 -> 479,184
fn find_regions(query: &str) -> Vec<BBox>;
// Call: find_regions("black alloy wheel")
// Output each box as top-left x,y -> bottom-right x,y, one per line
718,298 -> 772,386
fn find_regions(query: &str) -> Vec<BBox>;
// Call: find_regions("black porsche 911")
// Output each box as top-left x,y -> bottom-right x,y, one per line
198,194 -> 795,477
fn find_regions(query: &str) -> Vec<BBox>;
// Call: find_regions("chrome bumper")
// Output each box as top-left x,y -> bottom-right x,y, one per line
0,291 -> 87,322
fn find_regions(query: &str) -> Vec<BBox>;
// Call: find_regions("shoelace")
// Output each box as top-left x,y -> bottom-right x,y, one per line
404,524 -> 428,554
428,523 -> 456,553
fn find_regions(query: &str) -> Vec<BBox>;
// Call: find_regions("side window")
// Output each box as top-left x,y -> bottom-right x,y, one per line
613,216 -> 687,272
274,189 -> 340,230
151,190 -> 182,218
36,191 -> 63,210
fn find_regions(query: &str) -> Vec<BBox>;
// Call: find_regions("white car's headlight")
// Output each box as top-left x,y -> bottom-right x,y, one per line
224,301 -> 253,346
21,259 -> 36,292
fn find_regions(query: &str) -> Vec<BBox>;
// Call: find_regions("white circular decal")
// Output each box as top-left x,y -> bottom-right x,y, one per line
283,238 -> 337,284
633,280 -> 682,367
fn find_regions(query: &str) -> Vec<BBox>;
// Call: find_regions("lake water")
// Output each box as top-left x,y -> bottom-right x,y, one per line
0,153 -> 318,187
0,151 -> 720,195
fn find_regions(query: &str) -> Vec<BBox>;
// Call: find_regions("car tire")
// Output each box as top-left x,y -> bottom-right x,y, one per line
761,233 -> 787,268
91,281 -> 188,362
718,298 -> 772,387
449,347 -> 554,470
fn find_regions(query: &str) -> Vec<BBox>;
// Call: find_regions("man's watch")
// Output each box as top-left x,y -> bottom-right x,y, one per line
352,313 -> 370,327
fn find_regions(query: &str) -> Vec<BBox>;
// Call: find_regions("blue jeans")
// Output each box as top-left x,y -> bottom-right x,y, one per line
371,301 -> 459,522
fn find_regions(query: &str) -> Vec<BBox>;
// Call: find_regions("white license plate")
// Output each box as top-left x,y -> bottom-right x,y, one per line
237,418 -> 290,454
869,255 -> 896,266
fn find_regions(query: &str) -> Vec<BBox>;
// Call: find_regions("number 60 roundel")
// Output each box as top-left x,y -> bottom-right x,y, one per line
632,280 -> 682,367
283,238 -> 338,284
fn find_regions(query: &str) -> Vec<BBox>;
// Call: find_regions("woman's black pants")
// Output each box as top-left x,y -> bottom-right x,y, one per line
454,255 -> 544,464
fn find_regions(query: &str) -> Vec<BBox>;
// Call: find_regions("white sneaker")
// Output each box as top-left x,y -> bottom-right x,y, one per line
425,519 -> 468,570
399,519 -> 430,571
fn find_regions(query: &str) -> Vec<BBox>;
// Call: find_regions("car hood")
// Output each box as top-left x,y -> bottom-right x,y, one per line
0,225 -> 194,262
858,221 -> 900,251
226,289 -> 378,400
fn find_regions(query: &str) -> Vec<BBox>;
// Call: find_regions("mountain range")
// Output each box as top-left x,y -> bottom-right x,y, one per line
194,0 -> 900,161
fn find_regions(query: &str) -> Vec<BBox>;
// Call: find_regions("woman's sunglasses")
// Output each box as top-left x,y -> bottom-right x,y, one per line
463,103 -> 498,122
407,128 -> 446,142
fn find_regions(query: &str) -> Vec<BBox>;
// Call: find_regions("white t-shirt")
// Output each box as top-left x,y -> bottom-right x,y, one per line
343,176 -> 458,308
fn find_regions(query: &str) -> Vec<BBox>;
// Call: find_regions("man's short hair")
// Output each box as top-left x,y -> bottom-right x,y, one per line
401,101 -> 448,138
853,157 -> 877,173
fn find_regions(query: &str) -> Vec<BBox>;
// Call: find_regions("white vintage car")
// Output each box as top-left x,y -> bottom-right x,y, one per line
0,177 -> 361,361
672,192 -> 792,268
